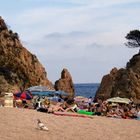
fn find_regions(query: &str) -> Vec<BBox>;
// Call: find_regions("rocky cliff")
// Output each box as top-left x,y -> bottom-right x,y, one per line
54,68 -> 75,98
0,16 -> 53,93
95,52 -> 140,102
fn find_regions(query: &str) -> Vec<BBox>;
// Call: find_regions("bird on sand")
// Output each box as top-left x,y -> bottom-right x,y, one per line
37,119 -> 49,131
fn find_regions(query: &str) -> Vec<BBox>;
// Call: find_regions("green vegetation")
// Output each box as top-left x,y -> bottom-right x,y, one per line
125,30 -> 140,48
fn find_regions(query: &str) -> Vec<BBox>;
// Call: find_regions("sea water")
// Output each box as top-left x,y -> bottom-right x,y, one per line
31,83 -> 100,98
74,83 -> 100,98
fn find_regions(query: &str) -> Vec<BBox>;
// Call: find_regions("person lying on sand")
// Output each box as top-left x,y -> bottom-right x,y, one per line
48,101 -> 65,113
65,103 -> 79,113
107,106 -> 122,118
48,105 -> 65,113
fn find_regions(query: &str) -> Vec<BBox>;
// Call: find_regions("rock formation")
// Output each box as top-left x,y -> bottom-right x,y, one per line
95,52 -> 140,102
0,16 -> 53,93
54,68 -> 75,98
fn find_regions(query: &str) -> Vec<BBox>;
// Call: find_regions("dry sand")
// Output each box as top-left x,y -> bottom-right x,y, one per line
0,108 -> 140,140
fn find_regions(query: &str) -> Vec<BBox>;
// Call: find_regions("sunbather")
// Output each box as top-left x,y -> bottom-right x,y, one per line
65,103 -> 79,112
48,102 -> 65,113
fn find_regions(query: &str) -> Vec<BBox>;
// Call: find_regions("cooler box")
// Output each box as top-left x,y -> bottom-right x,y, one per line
4,93 -> 13,107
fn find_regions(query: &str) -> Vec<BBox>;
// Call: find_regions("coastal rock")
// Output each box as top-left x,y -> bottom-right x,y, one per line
54,68 -> 75,98
95,52 -> 140,102
0,17 -> 7,31
95,68 -> 118,100
0,16 -> 53,93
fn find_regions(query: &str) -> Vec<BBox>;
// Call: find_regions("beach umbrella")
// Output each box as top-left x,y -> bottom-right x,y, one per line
30,91 -> 55,96
53,90 -> 69,96
14,91 -> 32,100
107,97 -> 131,104
26,86 -> 54,92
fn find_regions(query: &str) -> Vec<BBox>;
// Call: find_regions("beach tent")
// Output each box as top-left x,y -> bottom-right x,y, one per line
14,91 -> 32,100
107,97 -> 131,104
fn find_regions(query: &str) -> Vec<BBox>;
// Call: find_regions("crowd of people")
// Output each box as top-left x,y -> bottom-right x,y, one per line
32,96 -> 140,120
0,89 -> 139,121
1,92 -> 139,120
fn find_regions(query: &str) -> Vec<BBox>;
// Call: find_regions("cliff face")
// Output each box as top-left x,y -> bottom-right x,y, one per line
95,52 -> 140,102
54,68 -> 75,98
0,16 -> 53,93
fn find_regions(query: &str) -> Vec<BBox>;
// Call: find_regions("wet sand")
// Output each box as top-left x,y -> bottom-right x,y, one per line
0,108 -> 139,140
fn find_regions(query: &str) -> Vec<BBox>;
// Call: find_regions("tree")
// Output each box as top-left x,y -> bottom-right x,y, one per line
125,30 -> 140,48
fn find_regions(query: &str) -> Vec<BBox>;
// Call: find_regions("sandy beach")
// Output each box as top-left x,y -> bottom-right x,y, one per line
0,108 -> 139,140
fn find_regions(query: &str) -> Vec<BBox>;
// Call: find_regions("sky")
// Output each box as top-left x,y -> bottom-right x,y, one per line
0,0 -> 140,84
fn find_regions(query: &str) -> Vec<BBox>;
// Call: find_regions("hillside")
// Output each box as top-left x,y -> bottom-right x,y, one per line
0,16 -> 53,93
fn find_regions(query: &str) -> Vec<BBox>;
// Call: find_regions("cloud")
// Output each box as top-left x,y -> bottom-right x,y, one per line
8,0 -> 139,43
1,0 -> 140,83
25,28 -> 138,83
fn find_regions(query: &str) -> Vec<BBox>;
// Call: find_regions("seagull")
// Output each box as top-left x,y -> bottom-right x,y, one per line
37,119 -> 49,131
